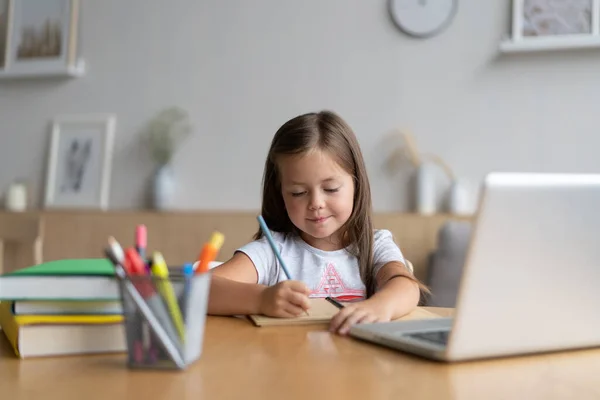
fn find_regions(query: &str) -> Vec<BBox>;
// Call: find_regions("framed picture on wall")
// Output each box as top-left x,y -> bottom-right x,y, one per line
1,0 -> 80,76
510,0 -> 600,42
0,0 -> 10,70
44,114 -> 116,210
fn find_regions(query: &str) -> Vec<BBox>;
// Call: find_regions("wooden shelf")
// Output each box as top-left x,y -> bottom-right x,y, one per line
0,59 -> 86,79
0,210 -> 472,281
500,35 -> 600,53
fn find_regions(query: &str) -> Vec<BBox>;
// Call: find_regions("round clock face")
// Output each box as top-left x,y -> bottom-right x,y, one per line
389,0 -> 458,38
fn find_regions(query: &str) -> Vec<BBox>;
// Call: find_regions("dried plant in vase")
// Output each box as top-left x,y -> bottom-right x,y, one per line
143,107 -> 193,210
144,107 -> 193,167
387,129 -> 456,214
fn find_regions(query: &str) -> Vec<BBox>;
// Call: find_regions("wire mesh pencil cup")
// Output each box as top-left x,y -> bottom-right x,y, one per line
117,270 -> 211,370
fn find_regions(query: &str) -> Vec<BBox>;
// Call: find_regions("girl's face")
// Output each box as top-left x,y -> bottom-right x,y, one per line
278,149 -> 354,251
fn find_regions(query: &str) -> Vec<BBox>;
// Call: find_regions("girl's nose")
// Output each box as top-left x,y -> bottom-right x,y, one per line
308,192 -> 325,210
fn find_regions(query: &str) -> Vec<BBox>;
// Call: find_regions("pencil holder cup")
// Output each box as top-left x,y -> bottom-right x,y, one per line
117,270 -> 211,370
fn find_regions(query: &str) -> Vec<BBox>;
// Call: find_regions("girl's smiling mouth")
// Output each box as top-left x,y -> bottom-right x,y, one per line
308,216 -> 331,223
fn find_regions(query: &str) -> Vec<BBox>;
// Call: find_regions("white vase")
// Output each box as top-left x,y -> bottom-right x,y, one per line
447,179 -> 472,215
5,181 -> 27,212
152,164 -> 175,210
415,162 -> 437,215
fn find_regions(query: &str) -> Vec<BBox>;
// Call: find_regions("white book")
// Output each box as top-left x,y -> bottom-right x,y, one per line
0,301 -> 126,358
0,259 -> 120,301
13,300 -> 122,315
11,323 -> 126,358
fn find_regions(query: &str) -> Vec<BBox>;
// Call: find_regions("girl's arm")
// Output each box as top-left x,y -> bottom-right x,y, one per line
208,252 -> 265,315
329,261 -> 421,335
207,252 -> 311,317
367,261 -> 421,319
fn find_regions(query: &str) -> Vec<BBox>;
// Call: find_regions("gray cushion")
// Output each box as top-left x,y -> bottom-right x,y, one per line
425,221 -> 472,307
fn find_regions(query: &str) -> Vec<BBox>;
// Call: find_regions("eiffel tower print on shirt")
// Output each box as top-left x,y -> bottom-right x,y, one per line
312,262 -> 364,301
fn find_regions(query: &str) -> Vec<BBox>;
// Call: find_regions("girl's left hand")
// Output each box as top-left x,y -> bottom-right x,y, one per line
329,300 -> 392,336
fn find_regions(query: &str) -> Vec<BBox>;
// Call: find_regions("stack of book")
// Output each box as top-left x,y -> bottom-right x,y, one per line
0,258 -> 126,358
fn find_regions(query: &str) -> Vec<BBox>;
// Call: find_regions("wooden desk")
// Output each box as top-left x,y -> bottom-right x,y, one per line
2,307 -> 600,400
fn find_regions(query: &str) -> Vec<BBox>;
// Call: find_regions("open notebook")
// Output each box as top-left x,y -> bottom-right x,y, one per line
247,298 -> 440,327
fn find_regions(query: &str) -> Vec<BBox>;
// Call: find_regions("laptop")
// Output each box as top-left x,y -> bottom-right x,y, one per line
350,172 -> 600,362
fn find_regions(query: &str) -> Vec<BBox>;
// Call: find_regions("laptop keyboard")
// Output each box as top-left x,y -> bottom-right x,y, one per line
405,330 -> 450,346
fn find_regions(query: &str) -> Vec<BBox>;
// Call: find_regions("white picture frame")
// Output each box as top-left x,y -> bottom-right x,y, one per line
0,0 -> 11,70
509,0 -> 600,44
44,114 -> 116,210
0,0 -> 80,76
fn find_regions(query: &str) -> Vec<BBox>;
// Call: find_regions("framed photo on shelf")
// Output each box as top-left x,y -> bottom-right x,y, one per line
511,0 -> 600,41
44,114 -> 116,211
0,0 -> 80,76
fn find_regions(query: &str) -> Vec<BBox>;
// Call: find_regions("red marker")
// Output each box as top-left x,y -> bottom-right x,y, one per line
124,248 -> 153,297
123,248 -> 181,347
136,225 -> 147,257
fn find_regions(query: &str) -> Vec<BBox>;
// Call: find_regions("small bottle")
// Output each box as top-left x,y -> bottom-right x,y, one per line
6,180 -> 28,212
447,179 -> 472,215
415,162 -> 437,215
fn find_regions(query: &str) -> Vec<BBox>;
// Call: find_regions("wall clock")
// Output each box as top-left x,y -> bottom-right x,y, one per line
389,0 -> 458,39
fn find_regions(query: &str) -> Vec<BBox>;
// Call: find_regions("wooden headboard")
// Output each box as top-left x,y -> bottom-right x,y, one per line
0,211 -> 471,282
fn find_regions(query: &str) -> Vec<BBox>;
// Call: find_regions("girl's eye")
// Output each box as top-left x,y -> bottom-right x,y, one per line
291,191 -> 306,197
324,188 -> 340,193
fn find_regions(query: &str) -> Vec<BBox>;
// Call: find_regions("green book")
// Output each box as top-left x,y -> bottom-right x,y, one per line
0,259 -> 120,301
5,259 -> 116,277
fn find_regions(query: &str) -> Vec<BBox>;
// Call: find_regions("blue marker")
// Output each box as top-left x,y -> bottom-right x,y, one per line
179,263 -> 194,319
257,215 -> 293,280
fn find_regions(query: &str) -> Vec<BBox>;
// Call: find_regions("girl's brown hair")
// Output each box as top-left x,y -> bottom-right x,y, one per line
255,110 -> 425,298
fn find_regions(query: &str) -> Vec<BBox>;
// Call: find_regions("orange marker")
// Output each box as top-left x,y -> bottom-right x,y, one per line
195,231 -> 225,274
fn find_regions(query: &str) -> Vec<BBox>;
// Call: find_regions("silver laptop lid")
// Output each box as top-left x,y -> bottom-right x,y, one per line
447,173 -> 600,361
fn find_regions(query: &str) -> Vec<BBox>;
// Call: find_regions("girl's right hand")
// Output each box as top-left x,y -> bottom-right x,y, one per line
259,280 -> 311,318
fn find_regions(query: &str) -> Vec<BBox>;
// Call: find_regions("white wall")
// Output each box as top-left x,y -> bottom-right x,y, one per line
1,0 -> 600,212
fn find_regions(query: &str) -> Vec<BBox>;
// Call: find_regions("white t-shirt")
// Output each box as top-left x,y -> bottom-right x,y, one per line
236,229 -> 407,301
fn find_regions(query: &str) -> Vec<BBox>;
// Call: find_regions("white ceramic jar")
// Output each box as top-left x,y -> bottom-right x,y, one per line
6,181 -> 28,212
447,179 -> 472,215
415,161 -> 437,215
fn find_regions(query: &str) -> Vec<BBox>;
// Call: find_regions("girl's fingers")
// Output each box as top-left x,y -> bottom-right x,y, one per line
329,307 -> 354,332
338,310 -> 367,335
286,280 -> 312,295
330,307 -> 368,335
288,291 -> 311,311
283,304 -> 306,317
357,314 -> 378,325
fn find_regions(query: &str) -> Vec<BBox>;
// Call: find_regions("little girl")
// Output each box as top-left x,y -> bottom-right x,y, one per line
207,110 -> 428,335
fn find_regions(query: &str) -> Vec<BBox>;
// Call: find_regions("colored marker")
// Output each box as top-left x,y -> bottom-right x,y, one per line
151,252 -> 185,340
108,236 -> 125,267
195,231 -> 225,274
134,225 -> 152,357
105,238 -> 185,368
106,237 -> 144,363
180,262 -> 194,317
135,224 -> 148,271
123,249 -> 182,355
105,238 -> 126,279
136,225 -> 147,255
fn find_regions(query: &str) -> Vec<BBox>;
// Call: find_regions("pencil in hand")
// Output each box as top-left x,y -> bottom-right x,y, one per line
257,215 -> 293,280
257,215 -> 309,316
325,296 -> 345,309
